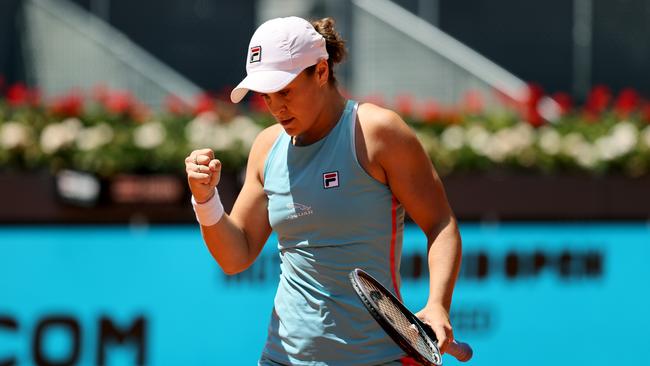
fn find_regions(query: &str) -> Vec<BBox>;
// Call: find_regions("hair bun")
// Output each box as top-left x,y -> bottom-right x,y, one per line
311,17 -> 347,64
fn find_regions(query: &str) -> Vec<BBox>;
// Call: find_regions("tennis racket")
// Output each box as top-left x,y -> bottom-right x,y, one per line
349,268 -> 473,365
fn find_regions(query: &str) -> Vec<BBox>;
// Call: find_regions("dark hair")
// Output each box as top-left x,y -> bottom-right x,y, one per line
305,17 -> 347,84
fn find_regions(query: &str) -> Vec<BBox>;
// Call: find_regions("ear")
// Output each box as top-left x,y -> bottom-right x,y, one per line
315,59 -> 329,87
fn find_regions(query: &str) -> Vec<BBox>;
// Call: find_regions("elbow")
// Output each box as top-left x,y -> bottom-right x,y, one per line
222,268 -> 242,276
220,264 -> 244,276
220,261 -> 252,276
426,214 -> 461,246
426,214 -> 455,240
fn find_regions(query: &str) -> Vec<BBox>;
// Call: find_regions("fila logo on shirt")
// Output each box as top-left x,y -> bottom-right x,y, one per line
323,171 -> 339,189
250,46 -> 262,63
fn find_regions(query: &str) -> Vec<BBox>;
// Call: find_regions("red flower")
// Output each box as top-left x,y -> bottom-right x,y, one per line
130,103 -> 152,123
248,93 -> 268,114
440,106 -> 462,125
551,92 -> 573,115
6,83 -> 33,106
0,75 -> 5,94
49,90 -> 84,117
193,92 -> 216,115
523,83 -> 545,127
395,93 -> 416,118
584,85 -> 611,117
461,89 -> 484,114
105,90 -> 136,115
419,99 -> 440,123
614,88 -> 639,118
164,94 -> 190,116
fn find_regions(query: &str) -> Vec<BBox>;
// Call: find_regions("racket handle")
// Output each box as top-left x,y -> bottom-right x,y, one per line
447,340 -> 473,362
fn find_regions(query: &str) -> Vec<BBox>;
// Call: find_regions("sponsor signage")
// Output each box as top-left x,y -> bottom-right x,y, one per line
1,224 -> 648,365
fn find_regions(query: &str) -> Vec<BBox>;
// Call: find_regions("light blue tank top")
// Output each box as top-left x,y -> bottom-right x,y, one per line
262,100 -> 407,365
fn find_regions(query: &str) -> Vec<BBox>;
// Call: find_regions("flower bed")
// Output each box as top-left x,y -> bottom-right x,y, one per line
1,82 -> 650,178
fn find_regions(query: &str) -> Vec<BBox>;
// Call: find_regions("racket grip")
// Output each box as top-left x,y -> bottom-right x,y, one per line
447,340 -> 473,362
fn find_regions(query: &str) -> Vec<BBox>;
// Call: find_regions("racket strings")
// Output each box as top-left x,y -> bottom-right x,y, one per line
359,276 -> 439,364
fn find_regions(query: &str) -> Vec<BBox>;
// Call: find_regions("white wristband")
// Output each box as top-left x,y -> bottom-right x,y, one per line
191,188 -> 224,226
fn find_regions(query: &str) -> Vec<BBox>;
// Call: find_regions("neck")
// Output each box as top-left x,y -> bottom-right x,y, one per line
293,89 -> 347,146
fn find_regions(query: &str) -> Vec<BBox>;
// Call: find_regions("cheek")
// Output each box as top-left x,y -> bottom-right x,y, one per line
295,87 -> 320,111
287,94 -> 310,115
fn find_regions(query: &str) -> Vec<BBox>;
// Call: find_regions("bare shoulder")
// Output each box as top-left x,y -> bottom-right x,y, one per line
356,102 -> 417,149
250,123 -> 283,155
247,123 -> 283,182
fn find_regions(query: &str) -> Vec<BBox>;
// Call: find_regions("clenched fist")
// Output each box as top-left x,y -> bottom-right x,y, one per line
185,148 -> 222,203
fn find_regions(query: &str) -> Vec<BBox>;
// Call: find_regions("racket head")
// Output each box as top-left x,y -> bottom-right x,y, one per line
349,268 -> 443,366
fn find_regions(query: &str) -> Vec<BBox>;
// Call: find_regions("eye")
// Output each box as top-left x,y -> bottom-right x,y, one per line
278,90 -> 289,97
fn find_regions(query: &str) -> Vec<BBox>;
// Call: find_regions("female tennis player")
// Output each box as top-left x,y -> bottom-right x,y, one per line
185,16 -> 462,366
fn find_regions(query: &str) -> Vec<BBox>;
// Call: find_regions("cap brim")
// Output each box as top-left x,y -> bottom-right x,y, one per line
230,69 -> 300,103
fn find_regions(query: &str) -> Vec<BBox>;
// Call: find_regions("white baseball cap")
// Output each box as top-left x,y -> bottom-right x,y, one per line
230,16 -> 329,103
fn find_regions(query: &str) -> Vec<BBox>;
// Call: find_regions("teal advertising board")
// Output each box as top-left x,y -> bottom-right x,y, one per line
1,223 -> 649,365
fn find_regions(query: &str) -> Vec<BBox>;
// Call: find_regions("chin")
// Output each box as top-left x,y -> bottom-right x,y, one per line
280,125 -> 297,135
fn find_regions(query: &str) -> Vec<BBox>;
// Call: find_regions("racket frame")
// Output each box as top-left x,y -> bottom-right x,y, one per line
349,268 -> 443,366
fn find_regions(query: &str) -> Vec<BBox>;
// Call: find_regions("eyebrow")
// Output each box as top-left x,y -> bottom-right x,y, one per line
258,88 -> 289,97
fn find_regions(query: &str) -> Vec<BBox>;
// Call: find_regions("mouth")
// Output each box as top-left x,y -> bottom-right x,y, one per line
279,117 -> 295,126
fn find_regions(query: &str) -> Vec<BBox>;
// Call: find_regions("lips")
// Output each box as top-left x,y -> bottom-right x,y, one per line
279,117 -> 294,125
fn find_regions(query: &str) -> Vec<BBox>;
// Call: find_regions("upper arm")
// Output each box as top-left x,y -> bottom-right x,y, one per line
361,105 -> 455,239
228,124 -> 281,264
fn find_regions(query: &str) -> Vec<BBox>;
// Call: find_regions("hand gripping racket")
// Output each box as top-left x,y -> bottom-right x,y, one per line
349,268 -> 473,365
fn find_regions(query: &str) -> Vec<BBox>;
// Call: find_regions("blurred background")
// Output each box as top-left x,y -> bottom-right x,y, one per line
1,0 -> 649,365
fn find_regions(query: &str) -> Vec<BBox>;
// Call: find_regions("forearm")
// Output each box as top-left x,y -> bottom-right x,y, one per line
200,215 -> 252,275
425,216 -> 462,312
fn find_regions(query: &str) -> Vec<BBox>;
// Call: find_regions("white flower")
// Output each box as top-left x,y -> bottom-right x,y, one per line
185,111 -> 219,148
211,124 -> 239,151
510,123 -> 535,150
62,118 -> 83,133
0,121 -> 32,149
561,132 -> 598,168
228,115 -> 262,150
76,123 -> 114,151
134,121 -> 166,149
465,125 -> 490,154
594,122 -> 639,161
538,127 -> 561,155
575,144 -> 598,169
186,112 -> 262,151
594,136 -> 618,161
610,121 -> 638,156
641,125 -> 650,148
483,130 -> 513,162
40,118 -> 82,154
561,133 -> 585,156
440,125 -> 464,151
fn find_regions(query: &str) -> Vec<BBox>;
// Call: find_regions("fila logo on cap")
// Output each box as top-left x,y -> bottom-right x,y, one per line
323,171 -> 339,189
250,46 -> 262,63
